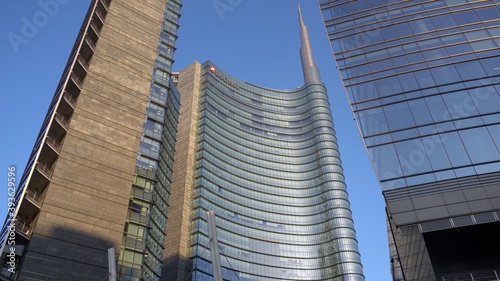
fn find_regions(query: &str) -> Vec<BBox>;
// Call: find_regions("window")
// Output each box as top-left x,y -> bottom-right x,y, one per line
383,102 -> 416,131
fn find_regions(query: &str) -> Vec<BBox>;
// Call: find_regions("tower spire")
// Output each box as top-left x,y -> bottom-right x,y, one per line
298,4 -> 321,84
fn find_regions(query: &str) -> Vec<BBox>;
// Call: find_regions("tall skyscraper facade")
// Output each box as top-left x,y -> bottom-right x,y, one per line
320,1 -> 500,280
162,8 -> 364,281
0,0 -> 181,280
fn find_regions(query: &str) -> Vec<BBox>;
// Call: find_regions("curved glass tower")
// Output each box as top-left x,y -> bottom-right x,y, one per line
162,7 -> 364,281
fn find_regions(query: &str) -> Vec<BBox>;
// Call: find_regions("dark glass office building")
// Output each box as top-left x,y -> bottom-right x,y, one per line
162,8 -> 364,281
320,1 -> 500,280
0,0 -> 181,280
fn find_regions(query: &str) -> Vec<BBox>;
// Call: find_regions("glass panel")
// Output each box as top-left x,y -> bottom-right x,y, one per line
368,144 -> 403,180
442,90 -> 478,119
395,139 -> 433,175
475,7 -> 500,21
375,76 -> 403,96
487,125 -> 500,151
421,136 -> 452,170
430,64 -> 461,85
426,96 -> 451,122
350,81 -> 377,102
356,108 -> 389,136
455,61 -> 487,80
440,132 -> 471,167
399,73 -> 420,92
430,13 -> 457,29
414,69 -> 435,88
409,18 -> 434,34
453,10 -> 479,25
409,98 -> 433,126
459,127 -> 500,163
383,102 -> 416,131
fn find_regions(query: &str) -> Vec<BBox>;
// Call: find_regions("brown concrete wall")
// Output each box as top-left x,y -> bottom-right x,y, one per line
18,0 -> 166,280
162,61 -> 202,281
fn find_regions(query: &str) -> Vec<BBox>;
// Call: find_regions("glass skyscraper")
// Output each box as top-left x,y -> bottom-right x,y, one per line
320,1 -> 500,280
0,1 -> 181,280
162,7 -> 364,281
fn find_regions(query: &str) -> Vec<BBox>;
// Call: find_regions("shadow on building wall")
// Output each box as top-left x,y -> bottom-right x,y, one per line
12,226 -> 115,281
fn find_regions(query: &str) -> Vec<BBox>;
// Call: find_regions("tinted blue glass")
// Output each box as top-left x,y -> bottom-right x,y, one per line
395,139 -> 432,175
384,102 -> 416,131
459,127 -> 500,163
357,108 -> 389,135
426,96 -> 451,122
487,125 -> 500,151
431,13 -> 457,29
420,136 -> 452,170
443,90 -> 480,119
409,98 -> 433,126
369,143 -> 403,180
440,132 -> 471,167
321,0 -> 500,191
455,61 -> 487,80
414,69 -> 435,88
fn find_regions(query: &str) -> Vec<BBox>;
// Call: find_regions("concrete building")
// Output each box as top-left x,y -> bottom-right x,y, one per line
0,0 -> 182,280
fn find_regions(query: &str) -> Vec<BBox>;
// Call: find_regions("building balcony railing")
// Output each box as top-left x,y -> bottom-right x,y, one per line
45,136 -> 62,153
54,113 -> 70,130
15,220 -> 32,238
63,91 -> 77,108
24,189 -> 43,207
100,0 -> 110,11
36,162 -> 54,179
70,73 -> 83,89
77,56 -> 89,71
95,9 -> 105,23
90,21 -> 101,36
84,35 -> 96,51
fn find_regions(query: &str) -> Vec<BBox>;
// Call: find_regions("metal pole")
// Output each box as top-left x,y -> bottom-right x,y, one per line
206,210 -> 223,281
108,248 -> 116,281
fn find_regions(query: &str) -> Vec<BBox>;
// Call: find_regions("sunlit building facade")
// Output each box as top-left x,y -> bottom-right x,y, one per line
0,0 -> 182,280
162,8 -> 364,281
320,1 -> 500,280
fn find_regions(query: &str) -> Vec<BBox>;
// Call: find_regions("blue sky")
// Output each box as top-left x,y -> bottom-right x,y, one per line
1,1 -> 390,280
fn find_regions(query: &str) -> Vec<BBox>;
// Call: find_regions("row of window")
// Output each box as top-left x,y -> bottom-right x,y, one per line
196,176 -> 349,207
371,125 -> 500,186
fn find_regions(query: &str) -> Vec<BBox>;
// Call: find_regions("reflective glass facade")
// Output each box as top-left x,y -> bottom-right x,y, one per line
185,62 -> 363,281
320,1 -> 500,280
118,1 -> 182,280
164,9 -> 364,281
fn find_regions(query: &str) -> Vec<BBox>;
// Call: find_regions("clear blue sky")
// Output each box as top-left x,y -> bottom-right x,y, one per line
0,1 -> 390,280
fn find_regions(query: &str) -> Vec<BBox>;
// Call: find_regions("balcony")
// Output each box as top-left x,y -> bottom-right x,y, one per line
100,0 -> 110,11
95,9 -> 106,23
70,73 -> 83,89
77,56 -> 89,72
35,162 -> 54,180
62,91 -> 77,109
54,113 -> 70,131
15,220 -> 32,239
84,35 -> 96,51
127,210 -> 150,226
24,189 -> 43,208
38,136 -> 61,165
90,21 -> 101,36
45,136 -> 61,154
